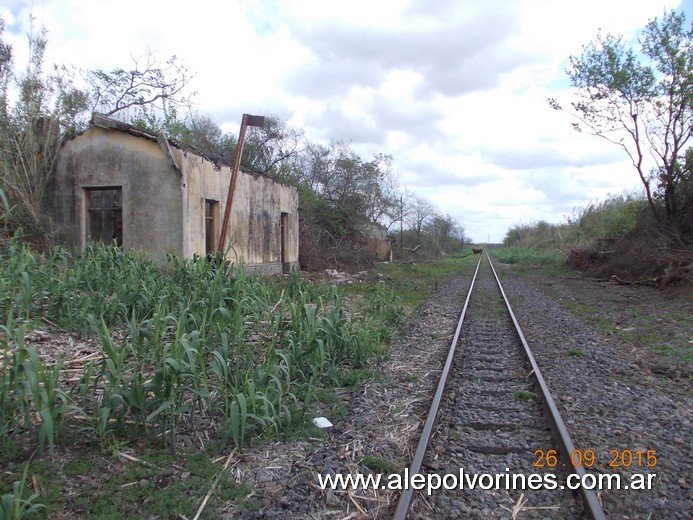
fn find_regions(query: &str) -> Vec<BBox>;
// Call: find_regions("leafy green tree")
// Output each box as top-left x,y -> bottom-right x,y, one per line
241,114 -> 303,175
550,9 -> 692,239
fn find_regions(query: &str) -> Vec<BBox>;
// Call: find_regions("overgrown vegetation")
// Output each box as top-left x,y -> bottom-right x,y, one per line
0,239 -> 469,517
503,194 -> 648,251
550,9 -> 693,245
499,193 -> 648,267
501,191 -> 692,282
0,20 -> 194,249
344,251 -> 474,310
538,9 -> 693,281
0,239 -> 403,457
493,246 -> 564,266
0,22 -> 88,245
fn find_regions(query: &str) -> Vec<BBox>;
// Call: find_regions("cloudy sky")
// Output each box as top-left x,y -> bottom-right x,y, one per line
1,0 -> 690,242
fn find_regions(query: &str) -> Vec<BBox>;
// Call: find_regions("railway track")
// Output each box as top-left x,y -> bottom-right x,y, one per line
394,253 -> 607,519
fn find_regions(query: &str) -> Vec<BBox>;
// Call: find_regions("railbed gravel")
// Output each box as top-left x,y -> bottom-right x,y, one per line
221,261 -> 690,519
497,263 -> 690,519
411,260 -> 582,519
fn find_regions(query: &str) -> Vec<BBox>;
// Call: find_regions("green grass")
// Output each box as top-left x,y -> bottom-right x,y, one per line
627,312 -> 693,363
0,238 -> 413,517
566,348 -> 586,357
346,254 -> 476,311
330,368 -> 385,388
358,455 -> 399,474
561,301 -> 693,363
0,446 -> 254,519
311,387 -> 349,418
492,246 -> 564,266
513,390 -> 537,402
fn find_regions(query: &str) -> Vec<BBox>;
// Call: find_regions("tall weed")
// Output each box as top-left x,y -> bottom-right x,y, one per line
0,242 -> 404,452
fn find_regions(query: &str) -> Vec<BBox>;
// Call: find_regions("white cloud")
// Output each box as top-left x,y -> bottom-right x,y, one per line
0,0 -> 685,243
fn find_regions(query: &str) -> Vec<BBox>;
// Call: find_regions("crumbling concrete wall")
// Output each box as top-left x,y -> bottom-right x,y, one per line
47,127 -> 184,264
48,121 -> 299,274
359,223 -> 391,261
179,150 -> 299,273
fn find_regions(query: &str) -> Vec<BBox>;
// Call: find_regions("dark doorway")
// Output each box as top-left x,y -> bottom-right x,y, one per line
86,188 -> 122,245
205,200 -> 219,255
280,212 -> 289,273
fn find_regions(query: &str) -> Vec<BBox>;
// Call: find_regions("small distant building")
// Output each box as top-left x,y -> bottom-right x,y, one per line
359,223 -> 391,261
45,114 -> 299,274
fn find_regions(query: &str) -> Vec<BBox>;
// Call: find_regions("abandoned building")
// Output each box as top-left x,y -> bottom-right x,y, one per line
45,113 -> 299,274
358,223 -> 392,262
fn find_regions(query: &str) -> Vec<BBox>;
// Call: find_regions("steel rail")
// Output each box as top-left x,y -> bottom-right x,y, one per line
392,254 -> 483,520
486,254 -> 607,520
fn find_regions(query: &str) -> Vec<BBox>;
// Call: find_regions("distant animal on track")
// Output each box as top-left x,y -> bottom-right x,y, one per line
472,248 -> 483,255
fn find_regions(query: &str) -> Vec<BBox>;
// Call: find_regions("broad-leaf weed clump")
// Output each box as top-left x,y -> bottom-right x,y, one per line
0,238 -> 400,453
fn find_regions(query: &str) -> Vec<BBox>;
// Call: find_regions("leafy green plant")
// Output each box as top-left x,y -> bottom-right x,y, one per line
358,455 -> 399,474
513,390 -> 537,402
22,347 -> 68,454
493,246 -> 564,266
0,241 -> 408,455
0,463 -> 47,520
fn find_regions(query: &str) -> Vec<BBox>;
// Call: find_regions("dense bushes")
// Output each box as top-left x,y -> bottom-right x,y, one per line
503,193 -> 648,250
501,192 -> 692,279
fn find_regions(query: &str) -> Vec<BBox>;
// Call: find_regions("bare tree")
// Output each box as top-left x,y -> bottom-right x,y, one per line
426,213 -> 467,253
405,193 -> 436,241
86,49 -> 194,123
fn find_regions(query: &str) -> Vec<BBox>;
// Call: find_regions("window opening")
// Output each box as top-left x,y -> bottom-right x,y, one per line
86,188 -> 122,245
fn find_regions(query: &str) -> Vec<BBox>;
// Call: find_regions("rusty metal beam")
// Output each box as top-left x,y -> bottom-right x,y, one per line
217,113 -> 265,254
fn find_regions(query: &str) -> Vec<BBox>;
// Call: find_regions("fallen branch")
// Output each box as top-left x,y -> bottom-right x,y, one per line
610,275 -> 657,287
192,449 -> 237,520
117,451 -> 154,466
269,289 -> 285,314
654,263 -> 693,288
41,316 -> 58,328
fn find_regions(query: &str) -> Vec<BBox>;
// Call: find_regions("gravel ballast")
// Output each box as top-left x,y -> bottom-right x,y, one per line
222,260 -> 691,519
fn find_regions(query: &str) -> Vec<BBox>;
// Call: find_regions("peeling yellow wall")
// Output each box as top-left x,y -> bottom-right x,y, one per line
179,150 -> 299,273
49,126 -> 300,274
48,127 -> 184,263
